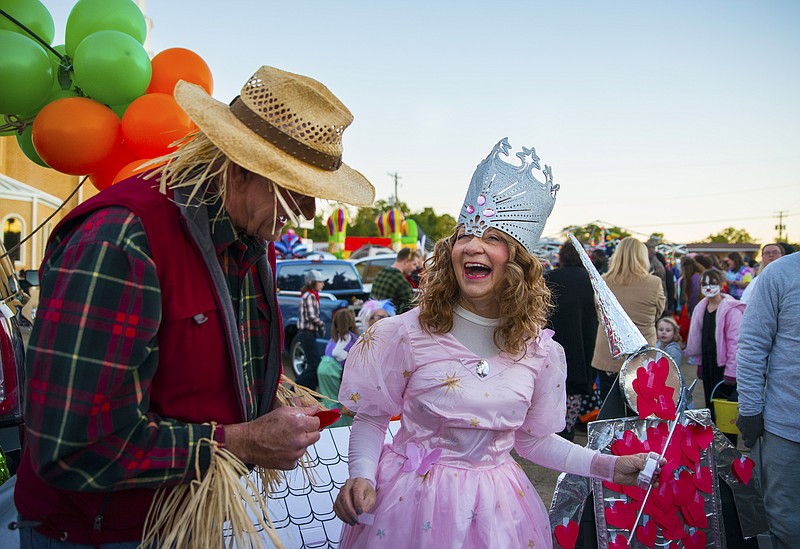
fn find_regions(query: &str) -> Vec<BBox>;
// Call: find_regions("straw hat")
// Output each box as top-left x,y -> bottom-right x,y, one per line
174,66 -> 375,206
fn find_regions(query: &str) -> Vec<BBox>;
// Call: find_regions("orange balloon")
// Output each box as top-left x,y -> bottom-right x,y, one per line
89,143 -> 136,191
146,47 -> 213,95
32,97 -> 122,175
122,93 -> 195,158
112,158 -> 165,185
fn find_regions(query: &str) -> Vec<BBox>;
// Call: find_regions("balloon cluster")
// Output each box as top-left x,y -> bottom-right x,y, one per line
327,208 -> 348,258
0,0 -> 213,191
274,229 -> 308,259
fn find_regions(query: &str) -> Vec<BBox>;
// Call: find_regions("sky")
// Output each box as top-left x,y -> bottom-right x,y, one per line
40,0 -> 800,245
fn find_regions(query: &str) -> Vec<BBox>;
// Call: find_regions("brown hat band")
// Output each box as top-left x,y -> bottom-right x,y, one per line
229,97 -> 343,171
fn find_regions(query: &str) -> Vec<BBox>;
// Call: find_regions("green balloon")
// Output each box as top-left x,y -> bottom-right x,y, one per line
16,123 -> 49,168
47,44 -> 73,90
65,0 -> 146,57
109,102 -> 131,119
72,30 -> 151,106
0,0 -> 55,45
0,30 -> 53,115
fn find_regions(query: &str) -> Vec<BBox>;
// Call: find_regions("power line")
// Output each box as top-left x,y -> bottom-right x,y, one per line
625,212 -> 799,228
387,172 -> 402,206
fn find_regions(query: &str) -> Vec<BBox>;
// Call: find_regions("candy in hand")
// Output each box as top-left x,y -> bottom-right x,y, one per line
314,408 -> 342,429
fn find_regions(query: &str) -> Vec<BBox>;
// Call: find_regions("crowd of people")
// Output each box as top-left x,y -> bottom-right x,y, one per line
12,59 -> 797,548
543,238 -> 797,547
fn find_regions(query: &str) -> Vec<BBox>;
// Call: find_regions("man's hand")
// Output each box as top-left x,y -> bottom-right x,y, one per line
224,405 -> 321,469
334,477 -> 376,526
736,412 -> 764,448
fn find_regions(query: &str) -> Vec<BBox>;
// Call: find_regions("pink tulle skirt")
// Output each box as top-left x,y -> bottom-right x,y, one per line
339,446 -> 552,548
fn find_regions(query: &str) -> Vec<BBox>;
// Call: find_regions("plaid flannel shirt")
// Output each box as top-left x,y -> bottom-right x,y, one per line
298,291 -> 324,332
24,201 -> 270,491
370,267 -> 415,313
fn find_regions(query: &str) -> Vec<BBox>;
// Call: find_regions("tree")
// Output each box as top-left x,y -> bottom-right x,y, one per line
705,227 -> 757,244
412,207 -> 457,242
563,223 -> 631,244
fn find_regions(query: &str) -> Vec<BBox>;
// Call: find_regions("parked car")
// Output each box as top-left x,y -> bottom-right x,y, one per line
275,259 -> 368,378
0,241 -> 28,484
350,253 -> 396,294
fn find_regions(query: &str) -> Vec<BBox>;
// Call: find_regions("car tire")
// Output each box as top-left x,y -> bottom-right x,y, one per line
290,333 -> 308,379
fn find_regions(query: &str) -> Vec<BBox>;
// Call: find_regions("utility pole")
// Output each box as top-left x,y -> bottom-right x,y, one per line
387,172 -> 401,207
774,210 -> 787,241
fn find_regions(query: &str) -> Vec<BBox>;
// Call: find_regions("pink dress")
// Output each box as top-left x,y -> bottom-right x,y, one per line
338,309 -> 567,548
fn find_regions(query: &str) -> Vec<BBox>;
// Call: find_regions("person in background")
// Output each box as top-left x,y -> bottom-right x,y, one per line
369,247 -> 423,314
740,243 -> 784,304
318,308 -> 360,427
590,248 -> 608,273
356,299 -> 396,333
646,241 -> 668,308
545,239 -> 599,441
296,269 -> 327,390
736,251 -> 800,549
655,317 -> 683,369
333,139 -> 654,547
723,251 -> 752,300
694,254 -> 715,272
592,237 -> 665,400
678,256 -> 705,316
684,269 -> 745,444
655,251 -> 676,317
14,65 -> 375,547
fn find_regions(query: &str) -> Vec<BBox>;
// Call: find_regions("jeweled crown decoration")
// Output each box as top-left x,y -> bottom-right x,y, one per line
458,138 -> 560,254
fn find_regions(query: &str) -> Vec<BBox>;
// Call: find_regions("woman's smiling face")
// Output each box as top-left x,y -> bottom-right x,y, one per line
451,227 -> 509,317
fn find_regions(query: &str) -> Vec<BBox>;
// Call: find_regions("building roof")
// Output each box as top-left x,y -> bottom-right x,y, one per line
0,172 -> 62,210
686,242 -> 760,254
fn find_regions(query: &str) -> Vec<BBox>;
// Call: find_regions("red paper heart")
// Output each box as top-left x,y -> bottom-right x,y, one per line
680,425 -> 702,464
623,484 -> 647,501
609,533 -> 630,549
732,455 -> 755,485
683,530 -> 707,549
671,470 -> 696,506
664,424 -> 685,467
554,520 -> 579,549
681,490 -> 708,529
605,500 -> 635,531
691,424 -> 714,450
662,519 -> 688,541
314,408 -> 342,429
693,465 -> 713,494
636,520 -> 657,548
612,430 -> 647,456
653,356 -> 669,384
634,367 -> 661,401
646,479 -> 675,516
646,422 -> 670,453
637,393 -> 658,419
603,480 -> 624,493
655,393 -> 678,420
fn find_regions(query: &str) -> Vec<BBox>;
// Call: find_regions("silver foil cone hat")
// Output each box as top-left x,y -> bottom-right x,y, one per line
568,234 -> 648,358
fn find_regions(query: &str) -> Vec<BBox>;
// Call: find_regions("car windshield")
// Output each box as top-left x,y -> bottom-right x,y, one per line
277,263 -> 362,292
356,257 -> 395,284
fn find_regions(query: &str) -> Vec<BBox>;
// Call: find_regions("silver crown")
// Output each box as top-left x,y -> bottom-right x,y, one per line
457,138 -> 559,254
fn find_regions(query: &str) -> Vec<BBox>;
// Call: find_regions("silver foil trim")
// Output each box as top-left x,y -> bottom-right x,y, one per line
586,410 -> 724,548
568,234 -> 648,358
712,427 -> 770,538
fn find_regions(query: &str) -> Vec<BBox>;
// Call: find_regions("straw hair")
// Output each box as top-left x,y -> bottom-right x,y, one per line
604,237 -> 651,286
141,377 -> 334,549
174,66 -> 374,207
